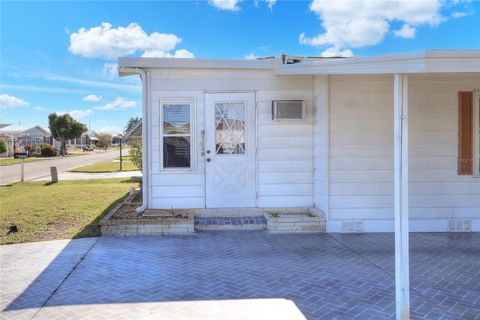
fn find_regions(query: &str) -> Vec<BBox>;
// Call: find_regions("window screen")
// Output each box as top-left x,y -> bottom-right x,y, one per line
162,103 -> 191,168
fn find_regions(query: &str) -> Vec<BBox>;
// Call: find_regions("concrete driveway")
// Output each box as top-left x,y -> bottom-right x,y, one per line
1,232 -> 479,320
0,150 -> 120,185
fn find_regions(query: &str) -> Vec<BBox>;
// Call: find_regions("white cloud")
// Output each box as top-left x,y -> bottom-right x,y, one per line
83,94 -> 102,102
98,126 -> 122,135
0,94 -> 30,109
68,22 -> 194,59
244,53 -> 257,60
102,62 -> 118,79
173,49 -> 195,59
264,0 -> 276,10
43,74 -> 140,93
300,0 -> 445,52
451,11 -> 471,18
209,0 -> 241,10
57,109 -> 93,119
95,97 -> 137,111
33,106 -> 46,112
394,24 -> 416,38
320,47 -> 354,57
1,83 -> 87,94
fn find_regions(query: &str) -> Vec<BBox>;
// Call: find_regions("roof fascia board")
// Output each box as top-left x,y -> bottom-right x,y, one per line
276,57 -> 425,74
276,50 -> 480,75
118,57 -> 275,70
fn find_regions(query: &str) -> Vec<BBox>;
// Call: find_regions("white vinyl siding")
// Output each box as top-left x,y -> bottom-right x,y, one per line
327,74 -> 480,222
148,69 -> 313,209
256,90 -> 314,207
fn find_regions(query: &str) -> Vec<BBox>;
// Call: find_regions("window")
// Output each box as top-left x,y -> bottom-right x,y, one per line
474,91 -> 480,176
161,100 -> 194,170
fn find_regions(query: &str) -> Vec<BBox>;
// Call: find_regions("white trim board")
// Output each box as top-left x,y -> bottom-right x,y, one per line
276,50 -> 480,75
326,219 -> 480,233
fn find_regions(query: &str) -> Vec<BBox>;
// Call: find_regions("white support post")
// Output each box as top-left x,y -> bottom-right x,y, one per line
394,73 -> 410,320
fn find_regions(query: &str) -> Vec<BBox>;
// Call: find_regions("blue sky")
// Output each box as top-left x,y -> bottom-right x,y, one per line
1,0 -> 479,135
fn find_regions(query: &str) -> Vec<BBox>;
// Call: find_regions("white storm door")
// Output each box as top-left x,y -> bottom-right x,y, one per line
205,93 -> 256,208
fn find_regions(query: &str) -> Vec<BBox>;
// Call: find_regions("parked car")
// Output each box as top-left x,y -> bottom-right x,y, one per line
13,152 -> 27,158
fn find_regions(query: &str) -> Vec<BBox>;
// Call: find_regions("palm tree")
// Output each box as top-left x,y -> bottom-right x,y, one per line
124,117 -> 141,135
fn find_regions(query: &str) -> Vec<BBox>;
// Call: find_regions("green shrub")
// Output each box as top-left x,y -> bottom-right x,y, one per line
129,139 -> 142,172
0,139 -> 7,154
40,144 -> 58,157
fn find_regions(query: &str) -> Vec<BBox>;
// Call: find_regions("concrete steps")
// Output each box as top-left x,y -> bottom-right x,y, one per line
194,216 -> 267,231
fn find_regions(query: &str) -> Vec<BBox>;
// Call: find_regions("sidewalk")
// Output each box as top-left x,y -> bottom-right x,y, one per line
35,171 -> 142,181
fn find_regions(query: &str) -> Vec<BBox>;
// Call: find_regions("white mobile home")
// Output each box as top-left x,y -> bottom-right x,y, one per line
119,50 -> 480,233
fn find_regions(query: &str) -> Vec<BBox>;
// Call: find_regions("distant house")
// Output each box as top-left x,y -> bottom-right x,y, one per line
66,130 -> 99,148
0,125 -> 52,156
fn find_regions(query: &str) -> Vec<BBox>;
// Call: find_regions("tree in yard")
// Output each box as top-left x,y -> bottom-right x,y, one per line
129,139 -> 142,172
48,113 -> 87,156
0,139 -> 7,154
97,132 -> 113,151
124,117 -> 141,134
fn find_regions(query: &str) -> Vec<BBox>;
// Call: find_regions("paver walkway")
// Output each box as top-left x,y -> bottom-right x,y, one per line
1,232 -> 479,320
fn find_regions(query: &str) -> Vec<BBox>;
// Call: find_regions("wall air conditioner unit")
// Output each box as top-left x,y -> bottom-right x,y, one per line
272,100 -> 305,120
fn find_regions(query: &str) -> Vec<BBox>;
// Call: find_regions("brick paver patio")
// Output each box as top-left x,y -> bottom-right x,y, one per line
1,232 -> 479,319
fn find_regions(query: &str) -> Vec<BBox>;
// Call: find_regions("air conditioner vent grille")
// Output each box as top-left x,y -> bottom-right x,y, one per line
449,219 -> 472,232
341,220 -> 364,233
272,100 -> 304,120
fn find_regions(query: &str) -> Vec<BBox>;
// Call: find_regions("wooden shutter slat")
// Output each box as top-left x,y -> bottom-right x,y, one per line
458,91 -> 473,175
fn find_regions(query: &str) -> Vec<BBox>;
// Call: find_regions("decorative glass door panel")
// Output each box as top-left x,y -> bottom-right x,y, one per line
215,102 -> 246,155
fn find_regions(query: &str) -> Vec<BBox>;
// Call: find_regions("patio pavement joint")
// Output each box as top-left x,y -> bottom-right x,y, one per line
30,237 -> 101,320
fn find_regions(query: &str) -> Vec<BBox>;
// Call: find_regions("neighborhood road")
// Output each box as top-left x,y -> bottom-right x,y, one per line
0,150 -> 121,185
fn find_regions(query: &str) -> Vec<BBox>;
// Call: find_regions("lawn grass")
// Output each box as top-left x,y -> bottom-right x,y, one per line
0,157 -> 45,166
0,178 -> 138,245
114,156 -> 132,161
69,161 -> 139,173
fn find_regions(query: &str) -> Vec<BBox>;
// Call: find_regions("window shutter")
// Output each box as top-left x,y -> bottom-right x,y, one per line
458,91 -> 473,175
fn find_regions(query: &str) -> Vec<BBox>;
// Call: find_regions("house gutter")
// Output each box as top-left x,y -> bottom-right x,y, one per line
119,66 -> 149,213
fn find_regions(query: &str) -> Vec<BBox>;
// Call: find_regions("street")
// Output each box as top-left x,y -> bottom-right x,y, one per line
0,150 -> 121,185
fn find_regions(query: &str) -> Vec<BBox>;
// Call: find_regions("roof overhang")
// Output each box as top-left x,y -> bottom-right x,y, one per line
275,50 -> 480,75
0,125 -> 51,136
117,50 -> 480,77
118,57 -> 275,76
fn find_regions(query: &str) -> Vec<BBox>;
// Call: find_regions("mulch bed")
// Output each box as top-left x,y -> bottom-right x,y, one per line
110,204 -> 141,220
131,192 -> 142,204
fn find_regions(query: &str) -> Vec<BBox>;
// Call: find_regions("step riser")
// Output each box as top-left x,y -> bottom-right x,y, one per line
195,224 -> 266,231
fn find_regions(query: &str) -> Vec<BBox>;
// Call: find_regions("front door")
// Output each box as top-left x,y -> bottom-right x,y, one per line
205,93 -> 256,208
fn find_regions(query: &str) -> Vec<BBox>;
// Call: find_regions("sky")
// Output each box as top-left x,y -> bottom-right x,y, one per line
1,0 -> 479,135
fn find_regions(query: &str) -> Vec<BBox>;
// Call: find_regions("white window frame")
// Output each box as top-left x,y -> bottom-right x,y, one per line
473,90 -> 480,177
159,98 -> 196,173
